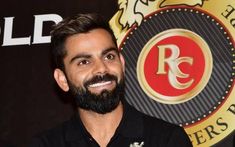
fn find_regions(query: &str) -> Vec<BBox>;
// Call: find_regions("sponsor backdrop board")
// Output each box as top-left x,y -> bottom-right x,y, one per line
110,0 -> 235,147
0,0 -> 234,146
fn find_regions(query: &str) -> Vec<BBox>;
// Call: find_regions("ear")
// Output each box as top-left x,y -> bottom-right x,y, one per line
119,53 -> 125,72
54,68 -> 69,92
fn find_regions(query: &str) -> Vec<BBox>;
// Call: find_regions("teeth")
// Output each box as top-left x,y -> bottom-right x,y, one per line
89,81 -> 112,88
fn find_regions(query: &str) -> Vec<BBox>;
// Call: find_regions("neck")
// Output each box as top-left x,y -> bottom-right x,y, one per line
78,102 -> 123,147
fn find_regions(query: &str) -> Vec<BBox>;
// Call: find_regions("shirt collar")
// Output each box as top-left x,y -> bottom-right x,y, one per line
116,100 -> 144,138
64,113 -> 85,142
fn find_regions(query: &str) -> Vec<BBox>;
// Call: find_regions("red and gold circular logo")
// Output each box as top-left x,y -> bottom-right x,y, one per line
137,29 -> 213,104
110,0 -> 235,146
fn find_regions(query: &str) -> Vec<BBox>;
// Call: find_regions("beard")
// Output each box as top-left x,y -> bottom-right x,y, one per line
67,73 -> 125,114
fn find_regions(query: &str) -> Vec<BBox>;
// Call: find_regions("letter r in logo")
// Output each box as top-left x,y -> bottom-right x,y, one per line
156,44 -> 194,89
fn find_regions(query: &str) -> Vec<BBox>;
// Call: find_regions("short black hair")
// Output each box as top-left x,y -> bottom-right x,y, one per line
50,13 -> 117,70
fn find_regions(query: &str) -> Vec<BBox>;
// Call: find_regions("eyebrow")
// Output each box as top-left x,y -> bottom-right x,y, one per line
102,47 -> 119,56
69,47 -> 119,64
70,54 -> 91,64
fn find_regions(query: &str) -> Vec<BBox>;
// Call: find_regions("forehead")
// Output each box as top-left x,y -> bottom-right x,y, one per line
64,28 -> 117,56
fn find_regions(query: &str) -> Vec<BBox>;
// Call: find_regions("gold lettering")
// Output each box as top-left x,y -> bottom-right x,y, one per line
222,5 -> 235,19
204,125 -> 220,140
231,18 -> 235,28
156,44 -> 194,89
227,104 -> 235,115
221,5 -> 235,28
216,117 -> 228,131
192,130 -> 207,145
189,117 -> 229,146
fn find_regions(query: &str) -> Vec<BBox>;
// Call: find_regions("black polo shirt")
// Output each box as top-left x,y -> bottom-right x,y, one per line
29,101 -> 192,147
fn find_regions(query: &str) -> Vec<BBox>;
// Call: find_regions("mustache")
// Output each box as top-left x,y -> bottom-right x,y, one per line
84,74 -> 118,88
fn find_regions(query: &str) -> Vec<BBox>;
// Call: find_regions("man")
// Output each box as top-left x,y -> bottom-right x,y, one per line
29,13 -> 192,147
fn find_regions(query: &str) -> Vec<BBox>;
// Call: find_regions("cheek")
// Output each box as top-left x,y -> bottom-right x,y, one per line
76,75 -> 88,87
110,65 -> 124,80
67,70 -> 87,88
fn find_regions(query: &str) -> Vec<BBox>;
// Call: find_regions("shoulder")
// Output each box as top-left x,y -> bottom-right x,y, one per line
128,105 -> 192,146
142,114 -> 179,131
127,103 -> 181,133
28,118 -> 75,147
141,113 -> 192,146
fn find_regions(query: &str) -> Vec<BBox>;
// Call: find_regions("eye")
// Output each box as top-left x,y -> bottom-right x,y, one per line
105,53 -> 115,60
78,60 -> 90,65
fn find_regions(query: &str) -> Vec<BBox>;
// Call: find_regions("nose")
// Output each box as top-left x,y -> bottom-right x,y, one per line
92,59 -> 108,75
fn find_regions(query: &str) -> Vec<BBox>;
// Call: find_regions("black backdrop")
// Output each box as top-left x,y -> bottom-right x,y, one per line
0,0 -> 234,147
0,0 -> 117,146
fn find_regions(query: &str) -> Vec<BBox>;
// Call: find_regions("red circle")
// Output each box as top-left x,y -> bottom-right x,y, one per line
144,35 -> 205,97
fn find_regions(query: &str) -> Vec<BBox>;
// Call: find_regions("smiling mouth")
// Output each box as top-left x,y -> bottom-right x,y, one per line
88,81 -> 112,88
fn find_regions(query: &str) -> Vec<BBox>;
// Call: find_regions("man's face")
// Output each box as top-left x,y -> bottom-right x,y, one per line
54,28 -> 125,114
